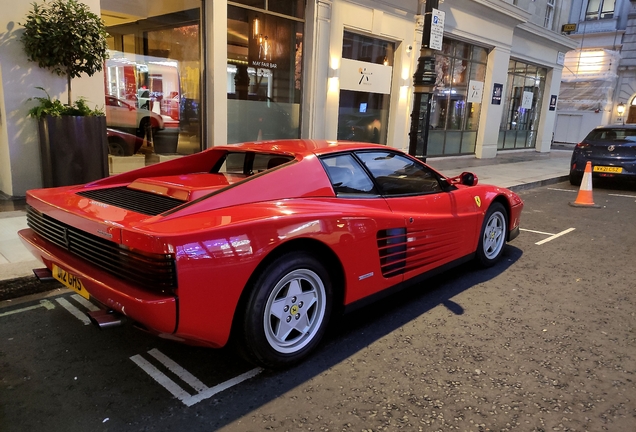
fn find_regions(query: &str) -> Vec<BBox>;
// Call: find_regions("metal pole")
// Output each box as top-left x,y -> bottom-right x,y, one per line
408,0 -> 439,161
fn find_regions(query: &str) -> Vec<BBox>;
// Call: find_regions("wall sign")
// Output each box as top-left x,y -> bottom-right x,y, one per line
467,80 -> 484,103
340,58 -> 393,94
549,95 -> 557,111
492,83 -> 503,105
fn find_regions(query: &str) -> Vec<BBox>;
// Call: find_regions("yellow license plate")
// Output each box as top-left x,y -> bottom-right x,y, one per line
593,166 -> 622,173
52,264 -> 90,299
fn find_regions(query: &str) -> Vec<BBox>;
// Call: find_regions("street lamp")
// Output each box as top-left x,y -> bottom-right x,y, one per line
617,102 -> 625,125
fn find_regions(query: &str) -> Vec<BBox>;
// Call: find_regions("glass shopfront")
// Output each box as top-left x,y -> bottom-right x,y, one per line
498,60 -> 547,150
102,2 -> 202,157
226,2 -> 304,143
427,39 -> 488,156
337,32 -> 394,145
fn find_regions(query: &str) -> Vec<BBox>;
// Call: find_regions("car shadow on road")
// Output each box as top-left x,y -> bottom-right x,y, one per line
202,245 -> 523,428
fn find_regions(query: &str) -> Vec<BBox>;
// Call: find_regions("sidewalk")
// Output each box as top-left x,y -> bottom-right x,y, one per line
0,148 -> 572,282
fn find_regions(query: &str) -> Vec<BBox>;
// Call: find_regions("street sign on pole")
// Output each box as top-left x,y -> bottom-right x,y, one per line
430,9 -> 445,51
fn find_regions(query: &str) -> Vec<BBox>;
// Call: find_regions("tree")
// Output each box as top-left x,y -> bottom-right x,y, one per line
21,0 -> 109,106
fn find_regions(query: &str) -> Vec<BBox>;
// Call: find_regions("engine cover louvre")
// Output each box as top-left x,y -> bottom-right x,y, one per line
77,187 -> 185,216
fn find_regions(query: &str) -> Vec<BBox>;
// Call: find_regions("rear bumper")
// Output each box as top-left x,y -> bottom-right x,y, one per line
570,155 -> 636,177
18,228 -> 177,334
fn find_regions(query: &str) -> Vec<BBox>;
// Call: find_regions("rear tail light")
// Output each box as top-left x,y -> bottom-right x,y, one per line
575,142 -> 590,149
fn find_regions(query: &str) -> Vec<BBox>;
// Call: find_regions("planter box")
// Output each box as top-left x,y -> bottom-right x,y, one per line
109,155 -> 146,175
38,116 -> 108,188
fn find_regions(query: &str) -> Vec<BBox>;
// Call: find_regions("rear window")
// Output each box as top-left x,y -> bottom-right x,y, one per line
212,151 -> 294,175
586,128 -> 636,141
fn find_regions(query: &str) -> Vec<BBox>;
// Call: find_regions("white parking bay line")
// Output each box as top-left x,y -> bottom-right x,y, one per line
131,349 -> 262,407
56,297 -> 91,325
70,294 -> 100,311
148,348 -> 208,392
548,188 -> 577,193
520,228 -> 555,236
608,193 -> 636,198
0,299 -> 55,318
130,354 -> 193,404
535,228 -> 576,245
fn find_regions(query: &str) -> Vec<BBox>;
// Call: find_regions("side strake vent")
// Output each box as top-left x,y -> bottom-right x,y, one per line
77,187 -> 185,216
26,205 -> 177,292
377,228 -> 407,278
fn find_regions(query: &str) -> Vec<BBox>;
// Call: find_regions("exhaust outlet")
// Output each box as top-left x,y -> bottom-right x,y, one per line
87,309 -> 124,329
33,268 -> 54,281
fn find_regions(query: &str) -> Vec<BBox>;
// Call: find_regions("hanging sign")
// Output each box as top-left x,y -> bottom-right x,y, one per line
467,80 -> 484,103
430,9 -> 445,51
522,91 -> 534,109
340,58 -> 393,94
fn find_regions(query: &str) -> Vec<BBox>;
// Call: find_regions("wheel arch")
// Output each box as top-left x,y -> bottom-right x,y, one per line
230,238 -> 346,338
491,195 -> 512,240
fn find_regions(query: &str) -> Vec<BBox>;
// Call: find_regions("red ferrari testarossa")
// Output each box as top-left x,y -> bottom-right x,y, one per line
19,139 -> 523,368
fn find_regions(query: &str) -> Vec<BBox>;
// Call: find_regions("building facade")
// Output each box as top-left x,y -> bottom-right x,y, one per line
555,0 -> 636,144
0,0 -> 577,197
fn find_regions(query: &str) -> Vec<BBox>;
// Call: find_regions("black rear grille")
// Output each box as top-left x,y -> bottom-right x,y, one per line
77,187 -> 185,216
27,206 -> 177,292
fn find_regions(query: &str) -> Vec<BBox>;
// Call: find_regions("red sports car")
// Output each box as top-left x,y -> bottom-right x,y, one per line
19,140 -> 523,368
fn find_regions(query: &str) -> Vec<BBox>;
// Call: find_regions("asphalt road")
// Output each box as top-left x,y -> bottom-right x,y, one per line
1,180 -> 635,432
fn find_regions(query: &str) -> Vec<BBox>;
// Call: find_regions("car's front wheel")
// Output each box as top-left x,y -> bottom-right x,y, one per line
238,252 -> 332,369
476,202 -> 507,267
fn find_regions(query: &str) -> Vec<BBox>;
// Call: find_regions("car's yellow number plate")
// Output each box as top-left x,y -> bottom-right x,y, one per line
593,166 -> 622,173
52,264 -> 90,299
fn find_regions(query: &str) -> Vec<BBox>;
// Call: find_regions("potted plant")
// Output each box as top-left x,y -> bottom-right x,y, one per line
21,0 -> 110,187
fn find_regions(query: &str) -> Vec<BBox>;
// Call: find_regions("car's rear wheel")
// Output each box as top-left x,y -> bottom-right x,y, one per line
238,252 -> 332,369
107,137 -> 127,156
569,170 -> 582,186
476,202 -> 507,267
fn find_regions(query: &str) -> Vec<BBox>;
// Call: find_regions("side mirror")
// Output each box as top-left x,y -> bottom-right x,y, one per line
447,171 -> 478,187
459,171 -> 478,186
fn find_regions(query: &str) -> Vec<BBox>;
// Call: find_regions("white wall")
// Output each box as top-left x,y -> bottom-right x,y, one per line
0,0 -> 105,197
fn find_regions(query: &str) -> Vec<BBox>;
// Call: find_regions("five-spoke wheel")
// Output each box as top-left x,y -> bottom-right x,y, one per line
476,202 -> 507,267
238,252 -> 332,369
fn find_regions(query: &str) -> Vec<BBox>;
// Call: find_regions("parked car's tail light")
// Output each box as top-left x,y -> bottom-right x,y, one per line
575,142 -> 590,149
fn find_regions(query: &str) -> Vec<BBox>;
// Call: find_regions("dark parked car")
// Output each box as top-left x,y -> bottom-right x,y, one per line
106,128 -> 145,156
570,125 -> 636,185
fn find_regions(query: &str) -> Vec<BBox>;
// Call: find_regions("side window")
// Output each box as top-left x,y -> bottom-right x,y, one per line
356,151 -> 442,196
321,154 -> 377,196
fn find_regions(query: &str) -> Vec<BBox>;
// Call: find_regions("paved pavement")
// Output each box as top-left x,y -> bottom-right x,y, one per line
0,148 -> 572,282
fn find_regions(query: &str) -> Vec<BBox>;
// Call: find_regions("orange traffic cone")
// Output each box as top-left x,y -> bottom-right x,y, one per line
569,161 -> 601,208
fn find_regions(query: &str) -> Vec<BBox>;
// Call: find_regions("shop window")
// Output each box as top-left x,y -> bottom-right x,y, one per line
499,60 -> 546,150
422,39 -> 488,157
227,4 -> 304,143
102,4 -> 202,157
585,0 -> 615,20
337,32 -> 394,145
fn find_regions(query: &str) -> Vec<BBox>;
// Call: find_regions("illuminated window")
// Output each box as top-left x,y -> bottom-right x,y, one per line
586,0 -> 615,20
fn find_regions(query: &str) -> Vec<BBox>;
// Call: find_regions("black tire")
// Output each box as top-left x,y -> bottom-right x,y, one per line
569,171 -> 582,186
476,202 -> 508,267
238,252 -> 332,369
107,137 -> 127,156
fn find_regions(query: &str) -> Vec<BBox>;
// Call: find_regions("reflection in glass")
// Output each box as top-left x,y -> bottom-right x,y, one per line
428,39 -> 487,155
499,60 -> 546,150
102,5 -> 202,157
337,32 -> 394,145
227,5 -> 304,143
